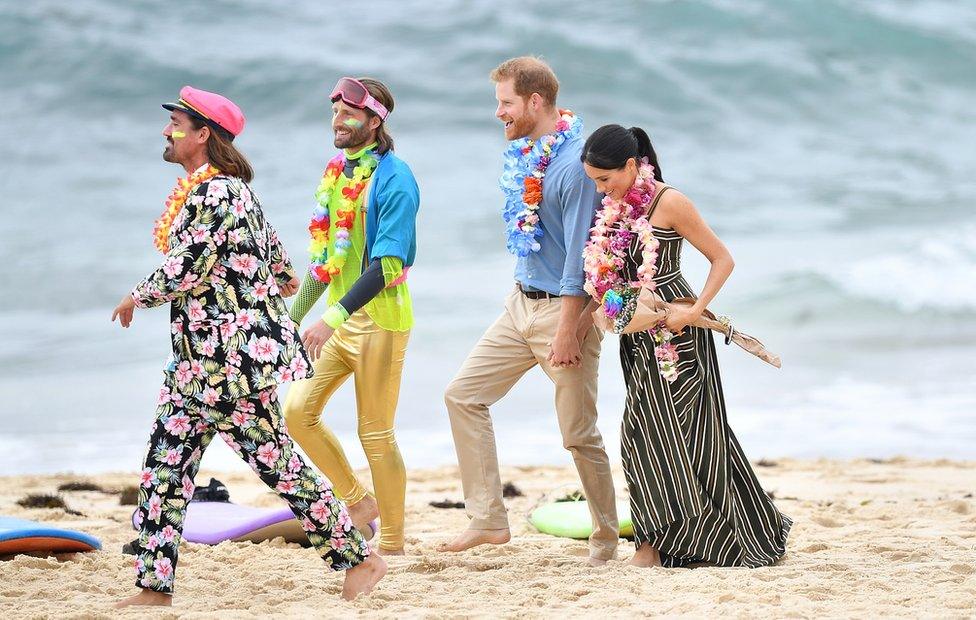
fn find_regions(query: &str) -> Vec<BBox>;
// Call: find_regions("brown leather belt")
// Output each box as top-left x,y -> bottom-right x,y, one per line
517,284 -> 560,300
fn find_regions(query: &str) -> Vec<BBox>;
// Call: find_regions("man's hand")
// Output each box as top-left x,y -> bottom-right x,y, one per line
111,294 -> 136,328
548,329 -> 582,368
547,294 -> 589,369
302,320 -> 335,362
280,275 -> 301,298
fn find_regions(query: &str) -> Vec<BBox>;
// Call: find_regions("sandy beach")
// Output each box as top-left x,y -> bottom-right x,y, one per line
0,458 -> 974,618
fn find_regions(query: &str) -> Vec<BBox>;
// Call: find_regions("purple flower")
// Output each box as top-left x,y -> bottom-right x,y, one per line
610,234 -> 631,254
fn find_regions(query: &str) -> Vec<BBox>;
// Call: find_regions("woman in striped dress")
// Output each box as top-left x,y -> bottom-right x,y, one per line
581,125 -> 791,568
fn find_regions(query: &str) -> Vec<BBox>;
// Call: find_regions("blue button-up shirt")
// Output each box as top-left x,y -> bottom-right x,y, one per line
514,135 -> 601,297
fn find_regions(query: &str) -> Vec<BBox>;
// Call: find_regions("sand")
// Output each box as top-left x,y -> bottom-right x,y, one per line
0,458 -> 974,618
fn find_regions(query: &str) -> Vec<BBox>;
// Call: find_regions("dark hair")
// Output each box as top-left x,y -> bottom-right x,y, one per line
187,116 -> 255,183
358,77 -> 395,154
581,124 -> 663,182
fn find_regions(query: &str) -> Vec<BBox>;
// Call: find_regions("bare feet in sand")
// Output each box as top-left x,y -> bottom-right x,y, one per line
113,589 -> 172,608
437,528 -> 511,552
376,547 -> 405,556
587,556 -> 610,567
628,543 -> 662,567
341,553 -> 387,601
347,495 -> 380,540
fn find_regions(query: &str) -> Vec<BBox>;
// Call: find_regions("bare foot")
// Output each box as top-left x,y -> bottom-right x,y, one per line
436,528 -> 511,552
628,543 -> 662,568
341,553 -> 387,601
587,556 -> 609,567
347,495 -> 380,541
376,547 -> 405,556
113,589 -> 172,608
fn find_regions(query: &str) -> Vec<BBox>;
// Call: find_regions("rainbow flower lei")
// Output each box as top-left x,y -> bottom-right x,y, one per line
583,161 -> 679,382
308,151 -> 378,283
499,109 -> 582,256
153,164 -> 221,253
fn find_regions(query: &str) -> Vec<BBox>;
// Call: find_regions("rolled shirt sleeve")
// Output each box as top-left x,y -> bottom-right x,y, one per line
369,184 -> 419,264
557,167 -> 601,297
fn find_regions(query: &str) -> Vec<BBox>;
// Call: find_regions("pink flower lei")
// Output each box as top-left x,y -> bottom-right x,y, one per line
583,160 -> 659,301
583,160 -> 679,382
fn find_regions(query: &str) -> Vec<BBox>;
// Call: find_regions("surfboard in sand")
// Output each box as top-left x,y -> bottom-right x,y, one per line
0,516 -> 102,555
131,502 -> 376,546
529,501 -> 634,539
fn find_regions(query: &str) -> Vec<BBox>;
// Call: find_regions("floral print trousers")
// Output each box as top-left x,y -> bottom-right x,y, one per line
132,381 -> 370,593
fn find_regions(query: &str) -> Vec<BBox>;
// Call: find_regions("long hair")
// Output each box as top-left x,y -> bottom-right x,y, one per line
188,117 -> 255,182
581,124 -> 663,182
358,77 -> 395,154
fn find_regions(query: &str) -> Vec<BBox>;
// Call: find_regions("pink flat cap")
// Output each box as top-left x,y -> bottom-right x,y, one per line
162,86 -> 246,139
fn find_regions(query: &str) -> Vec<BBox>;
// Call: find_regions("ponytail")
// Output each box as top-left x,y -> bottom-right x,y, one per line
582,124 -> 664,181
628,127 -> 663,182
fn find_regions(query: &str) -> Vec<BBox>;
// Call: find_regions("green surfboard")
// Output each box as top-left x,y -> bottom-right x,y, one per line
529,500 -> 633,539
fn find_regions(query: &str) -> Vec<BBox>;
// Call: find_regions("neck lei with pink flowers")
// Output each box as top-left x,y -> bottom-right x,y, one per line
583,160 -> 679,382
500,109 -> 582,256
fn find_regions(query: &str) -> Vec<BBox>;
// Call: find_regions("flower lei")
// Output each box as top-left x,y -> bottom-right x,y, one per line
499,109 -> 583,256
583,161 -> 680,382
308,151 -> 378,283
153,164 -> 221,253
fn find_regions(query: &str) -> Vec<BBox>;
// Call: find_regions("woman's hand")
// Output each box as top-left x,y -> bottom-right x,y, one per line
302,320 -> 335,361
664,305 -> 701,334
111,294 -> 136,328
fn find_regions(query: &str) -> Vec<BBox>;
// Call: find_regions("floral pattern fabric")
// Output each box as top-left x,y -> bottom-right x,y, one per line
132,173 -> 312,400
133,383 -> 370,593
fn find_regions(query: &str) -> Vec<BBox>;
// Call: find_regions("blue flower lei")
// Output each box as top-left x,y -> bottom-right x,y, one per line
499,110 -> 583,256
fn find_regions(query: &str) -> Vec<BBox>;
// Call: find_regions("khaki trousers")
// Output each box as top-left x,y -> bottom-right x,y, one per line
444,287 -> 619,560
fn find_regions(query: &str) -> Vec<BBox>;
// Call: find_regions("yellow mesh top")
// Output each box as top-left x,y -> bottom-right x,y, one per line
323,169 -> 413,331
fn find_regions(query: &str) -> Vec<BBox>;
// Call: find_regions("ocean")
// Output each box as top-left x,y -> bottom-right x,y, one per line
1,0 -> 974,475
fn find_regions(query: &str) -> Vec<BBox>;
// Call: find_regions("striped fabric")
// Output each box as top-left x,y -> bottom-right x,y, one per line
618,187 -> 792,568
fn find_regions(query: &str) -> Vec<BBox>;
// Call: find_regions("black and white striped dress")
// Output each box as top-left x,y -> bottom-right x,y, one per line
619,186 -> 792,567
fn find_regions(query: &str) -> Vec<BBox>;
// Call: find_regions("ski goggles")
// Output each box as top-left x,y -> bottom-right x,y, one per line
330,77 -> 389,121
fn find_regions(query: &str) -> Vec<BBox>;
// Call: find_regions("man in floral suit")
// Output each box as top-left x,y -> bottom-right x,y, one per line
111,86 -> 386,607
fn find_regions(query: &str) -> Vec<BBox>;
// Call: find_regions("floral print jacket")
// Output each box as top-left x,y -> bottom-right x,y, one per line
132,172 -> 313,400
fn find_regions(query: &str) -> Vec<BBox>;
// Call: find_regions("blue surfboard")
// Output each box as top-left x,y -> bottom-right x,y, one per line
0,516 -> 102,555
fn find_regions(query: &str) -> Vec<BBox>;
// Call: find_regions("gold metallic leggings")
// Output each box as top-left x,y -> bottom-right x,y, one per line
283,310 -> 409,551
